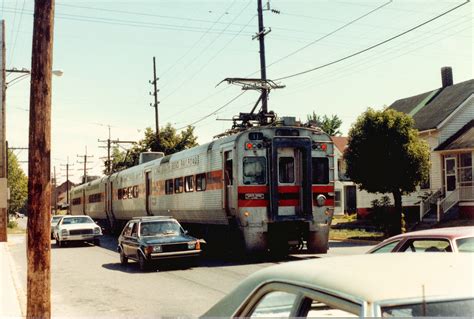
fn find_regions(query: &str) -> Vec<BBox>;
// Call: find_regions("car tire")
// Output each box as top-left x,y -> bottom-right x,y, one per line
138,252 -> 149,272
56,237 -> 62,248
94,239 -> 100,246
120,249 -> 128,265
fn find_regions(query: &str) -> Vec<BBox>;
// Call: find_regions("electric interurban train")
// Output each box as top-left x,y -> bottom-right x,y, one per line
70,123 -> 335,253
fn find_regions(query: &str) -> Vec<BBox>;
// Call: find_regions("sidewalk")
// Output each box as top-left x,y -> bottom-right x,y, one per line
0,241 -> 24,318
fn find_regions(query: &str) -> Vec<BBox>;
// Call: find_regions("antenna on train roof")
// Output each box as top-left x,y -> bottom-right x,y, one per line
218,0 -> 284,131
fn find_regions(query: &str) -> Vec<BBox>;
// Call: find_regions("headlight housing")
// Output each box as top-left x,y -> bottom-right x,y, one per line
61,229 -> 68,236
93,227 -> 101,235
188,242 -> 196,250
145,245 -> 162,254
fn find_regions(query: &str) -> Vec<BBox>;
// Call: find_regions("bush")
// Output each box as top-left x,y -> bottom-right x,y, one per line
369,196 -> 392,233
7,220 -> 18,229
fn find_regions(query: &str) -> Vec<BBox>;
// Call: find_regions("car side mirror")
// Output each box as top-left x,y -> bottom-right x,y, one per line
183,230 -> 189,235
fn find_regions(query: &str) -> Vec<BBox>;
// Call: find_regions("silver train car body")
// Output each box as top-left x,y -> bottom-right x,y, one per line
70,126 -> 335,253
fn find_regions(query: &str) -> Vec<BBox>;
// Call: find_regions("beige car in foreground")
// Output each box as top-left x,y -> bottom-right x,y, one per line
202,254 -> 473,317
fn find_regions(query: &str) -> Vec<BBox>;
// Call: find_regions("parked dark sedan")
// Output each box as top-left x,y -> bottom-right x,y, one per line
117,216 -> 202,271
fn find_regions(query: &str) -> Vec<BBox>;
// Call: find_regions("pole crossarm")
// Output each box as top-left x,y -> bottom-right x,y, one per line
218,77 -> 285,91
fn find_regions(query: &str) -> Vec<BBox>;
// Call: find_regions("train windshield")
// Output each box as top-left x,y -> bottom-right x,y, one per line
243,157 -> 266,185
312,157 -> 329,184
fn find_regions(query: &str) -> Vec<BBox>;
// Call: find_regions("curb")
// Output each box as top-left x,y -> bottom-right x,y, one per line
7,240 -> 26,317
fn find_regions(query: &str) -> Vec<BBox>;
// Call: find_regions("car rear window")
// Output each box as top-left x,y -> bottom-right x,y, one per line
398,239 -> 452,252
455,237 -> 474,252
382,298 -> 474,317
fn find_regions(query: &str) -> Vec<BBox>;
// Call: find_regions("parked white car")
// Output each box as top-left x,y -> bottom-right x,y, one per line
203,254 -> 474,317
54,215 -> 102,247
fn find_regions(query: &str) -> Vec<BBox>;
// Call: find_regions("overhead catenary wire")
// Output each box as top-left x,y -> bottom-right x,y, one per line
274,0 -> 471,81
8,0 -> 26,67
176,91 -> 247,130
265,0 -> 393,71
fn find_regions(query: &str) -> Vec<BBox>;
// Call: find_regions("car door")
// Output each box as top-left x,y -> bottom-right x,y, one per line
121,222 -> 135,257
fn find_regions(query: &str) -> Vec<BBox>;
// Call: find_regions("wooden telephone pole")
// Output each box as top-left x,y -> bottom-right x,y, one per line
27,0 -> 55,317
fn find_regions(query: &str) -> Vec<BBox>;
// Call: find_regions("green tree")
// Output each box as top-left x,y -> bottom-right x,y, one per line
7,150 -> 28,215
108,124 -> 198,173
306,112 -> 343,136
344,108 -> 430,235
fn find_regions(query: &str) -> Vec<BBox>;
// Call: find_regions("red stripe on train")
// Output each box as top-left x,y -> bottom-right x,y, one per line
238,199 -> 268,207
238,186 -> 268,193
312,185 -> 334,193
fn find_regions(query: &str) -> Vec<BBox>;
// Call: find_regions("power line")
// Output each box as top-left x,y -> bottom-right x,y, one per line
161,1 -> 253,101
56,2 -> 255,29
8,0 -> 26,67
176,91 -> 247,130
265,0 -> 393,71
2,7 -> 254,36
274,0 -> 470,81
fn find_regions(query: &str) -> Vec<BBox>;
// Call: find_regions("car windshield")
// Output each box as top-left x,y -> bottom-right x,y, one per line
382,298 -> 474,317
140,221 -> 182,236
61,217 -> 94,224
455,237 -> 474,252
51,216 -> 62,223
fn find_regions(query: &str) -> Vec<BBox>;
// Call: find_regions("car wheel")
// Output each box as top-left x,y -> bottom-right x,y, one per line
94,239 -> 100,246
120,249 -> 128,265
56,237 -> 62,248
138,252 -> 149,271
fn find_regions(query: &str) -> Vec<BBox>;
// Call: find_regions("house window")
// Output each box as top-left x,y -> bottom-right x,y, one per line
420,174 -> 430,190
334,190 -> 341,207
459,152 -> 472,187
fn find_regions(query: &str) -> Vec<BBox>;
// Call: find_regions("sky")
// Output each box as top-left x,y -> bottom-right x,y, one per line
1,0 -> 473,184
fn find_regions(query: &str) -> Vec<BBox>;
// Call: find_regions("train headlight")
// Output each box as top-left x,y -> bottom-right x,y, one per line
188,242 -> 196,250
316,194 -> 326,207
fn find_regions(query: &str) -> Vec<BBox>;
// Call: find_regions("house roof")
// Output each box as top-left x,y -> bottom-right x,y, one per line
390,79 -> 474,131
435,120 -> 474,151
331,136 -> 348,153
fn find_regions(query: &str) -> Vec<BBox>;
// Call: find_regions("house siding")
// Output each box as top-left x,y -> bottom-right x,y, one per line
420,132 -> 443,191
439,94 -> 474,144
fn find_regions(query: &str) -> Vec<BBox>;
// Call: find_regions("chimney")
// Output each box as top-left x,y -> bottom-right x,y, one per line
441,67 -> 453,88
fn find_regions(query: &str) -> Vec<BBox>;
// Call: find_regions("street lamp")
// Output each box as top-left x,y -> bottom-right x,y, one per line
6,67 -> 63,87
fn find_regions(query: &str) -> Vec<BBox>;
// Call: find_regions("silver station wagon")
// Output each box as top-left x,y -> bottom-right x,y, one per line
202,254 -> 474,317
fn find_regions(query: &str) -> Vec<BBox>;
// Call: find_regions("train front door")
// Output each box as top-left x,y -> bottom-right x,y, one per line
270,137 -> 312,220
277,148 -> 299,216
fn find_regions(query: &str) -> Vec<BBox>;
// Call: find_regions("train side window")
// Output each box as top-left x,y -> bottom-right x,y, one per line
196,173 -> 207,191
174,177 -> 184,193
312,157 -> 329,184
279,157 -> 295,183
243,157 -> 266,185
165,179 -> 174,194
185,175 -> 194,192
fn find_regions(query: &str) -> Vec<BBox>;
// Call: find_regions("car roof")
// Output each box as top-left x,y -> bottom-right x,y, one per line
61,215 -> 92,218
131,216 -> 177,222
386,226 -> 474,241
205,254 -> 474,315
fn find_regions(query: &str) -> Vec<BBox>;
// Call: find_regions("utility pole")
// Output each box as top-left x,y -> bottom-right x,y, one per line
60,158 -> 73,214
257,0 -> 268,116
52,166 -> 57,215
99,127 -> 135,175
149,56 -> 160,150
27,0 -> 55,317
77,146 -> 93,184
0,20 -> 7,242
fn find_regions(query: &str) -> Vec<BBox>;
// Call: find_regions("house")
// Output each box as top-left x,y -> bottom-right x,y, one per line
331,136 -> 357,215
357,67 -> 473,221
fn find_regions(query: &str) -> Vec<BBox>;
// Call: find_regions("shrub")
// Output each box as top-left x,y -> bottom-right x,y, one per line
7,220 -> 18,229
